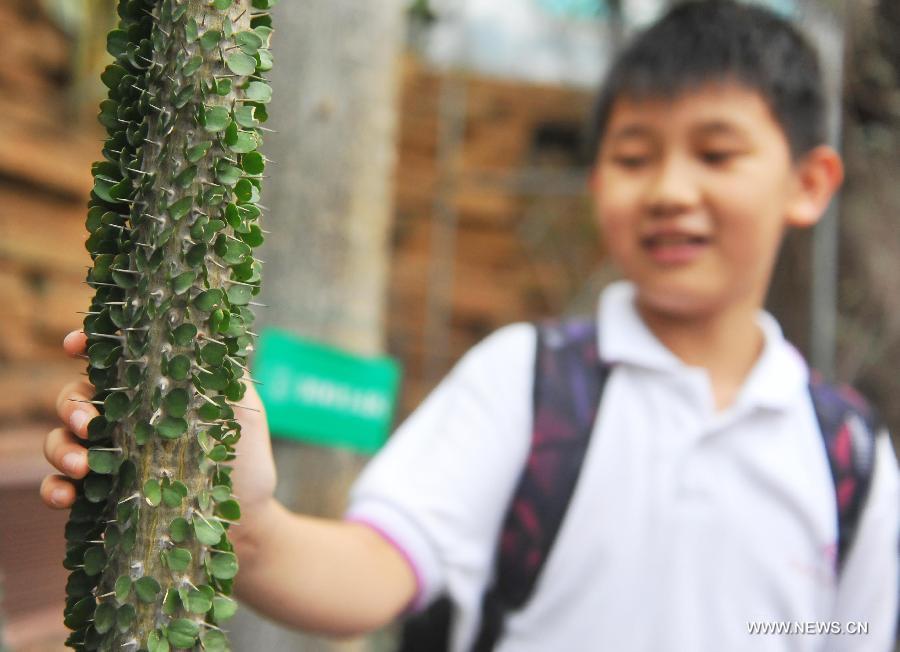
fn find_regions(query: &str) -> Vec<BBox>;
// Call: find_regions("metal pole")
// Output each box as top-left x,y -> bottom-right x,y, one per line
808,0 -> 846,379
423,74 -> 467,383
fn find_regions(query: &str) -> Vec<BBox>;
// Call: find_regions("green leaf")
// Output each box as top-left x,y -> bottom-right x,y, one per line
185,589 -> 212,614
168,355 -> 192,380
104,391 -> 131,421
84,473 -> 113,503
257,48 -> 274,72
241,224 -> 265,247
167,619 -> 199,649
83,546 -> 106,576
193,515 -> 225,546
203,106 -> 231,132
215,161 -> 242,186
87,415 -> 110,440
175,165 -> 197,188
216,499 -> 241,520
236,31 -> 263,55
94,601 -> 116,634
213,0 -> 233,9
245,81 -> 272,103
135,576 -> 161,603
215,77 -> 233,95
235,179 -> 254,202
194,288 -> 224,312
168,196 -> 194,221
107,30 -> 128,58
63,595 -> 95,629
202,629 -> 228,652
226,52 -> 257,76
209,552 -> 238,579
198,367 -> 230,391
162,587 -> 181,615
170,517 -> 190,543
234,105 -> 259,129
162,485 -> 183,508
212,595 -> 238,622
171,271 -> 196,295
100,64 -> 127,90
156,416 -> 188,440
185,18 -> 199,42
135,420 -> 153,445
114,575 -> 132,601
186,142 -> 212,163
208,444 -> 228,462
212,485 -> 232,502
164,547 -> 192,572
172,323 -> 198,346
143,478 -> 162,506
186,242 -> 208,267
116,603 -> 136,633
87,449 -> 121,474
163,388 -> 190,418
227,284 -> 252,305
226,128 -> 259,154
88,341 -> 121,369
254,25 -> 274,47
200,341 -> 227,366
200,29 -> 222,51
182,55 -> 203,77
242,151 -> 265,175
148,629 -> 170,652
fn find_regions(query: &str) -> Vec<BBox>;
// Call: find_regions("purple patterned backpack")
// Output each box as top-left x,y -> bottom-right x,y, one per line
400,318 -> 880,652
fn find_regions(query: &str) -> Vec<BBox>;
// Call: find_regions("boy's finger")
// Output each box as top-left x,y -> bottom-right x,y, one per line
56,381 -> 98,440
63,330 -> 87,357
40,474 -> 78,509
44,427 -> 89,479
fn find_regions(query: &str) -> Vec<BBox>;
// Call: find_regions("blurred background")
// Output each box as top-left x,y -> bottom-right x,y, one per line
0,0 -> 898,650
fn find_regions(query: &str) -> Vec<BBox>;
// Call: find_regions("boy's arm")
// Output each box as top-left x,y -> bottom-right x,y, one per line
230,497 -> 417,637
827,431 -> 899,651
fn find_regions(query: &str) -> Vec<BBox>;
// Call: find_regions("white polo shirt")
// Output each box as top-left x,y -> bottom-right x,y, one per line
345,280 -> 899,652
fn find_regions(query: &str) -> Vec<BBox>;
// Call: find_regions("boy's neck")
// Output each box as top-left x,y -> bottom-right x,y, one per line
635,292 -> 766,412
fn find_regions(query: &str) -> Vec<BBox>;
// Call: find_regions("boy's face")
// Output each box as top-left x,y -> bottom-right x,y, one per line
591,83 -> 838,319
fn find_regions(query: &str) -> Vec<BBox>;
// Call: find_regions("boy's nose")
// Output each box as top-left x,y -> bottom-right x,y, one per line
643,155 -> 700,217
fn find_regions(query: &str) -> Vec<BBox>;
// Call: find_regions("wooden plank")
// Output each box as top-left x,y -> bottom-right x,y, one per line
0,360 -> 83,422
0,97 -> 101,200
0,188 -> 91,275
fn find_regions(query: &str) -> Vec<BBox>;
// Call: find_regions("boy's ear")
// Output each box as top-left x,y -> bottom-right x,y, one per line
785,145 -> 844,229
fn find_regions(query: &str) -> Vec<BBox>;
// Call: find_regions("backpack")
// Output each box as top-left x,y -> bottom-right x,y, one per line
399,318 -> 881,652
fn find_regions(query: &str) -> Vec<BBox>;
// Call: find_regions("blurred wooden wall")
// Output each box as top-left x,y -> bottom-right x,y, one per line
387,56 -> 601,415
0,2 -> 101,649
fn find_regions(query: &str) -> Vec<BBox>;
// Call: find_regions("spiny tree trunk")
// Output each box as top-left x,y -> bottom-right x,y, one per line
64,0 -> 274,649
228,2 -> 405,651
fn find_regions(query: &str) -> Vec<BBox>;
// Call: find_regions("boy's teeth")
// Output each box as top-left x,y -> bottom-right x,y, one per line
653,235 -> 698,245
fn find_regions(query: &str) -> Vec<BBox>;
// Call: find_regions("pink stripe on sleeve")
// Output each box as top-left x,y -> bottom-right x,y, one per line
345,515 -> 428,615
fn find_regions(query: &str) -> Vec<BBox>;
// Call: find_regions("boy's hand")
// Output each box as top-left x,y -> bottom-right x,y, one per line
41,330 -> 278,530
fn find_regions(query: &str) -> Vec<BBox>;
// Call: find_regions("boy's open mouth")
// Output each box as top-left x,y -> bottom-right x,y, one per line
640,233 -> 711,265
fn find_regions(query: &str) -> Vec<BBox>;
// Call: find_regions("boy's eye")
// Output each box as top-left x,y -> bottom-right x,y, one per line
612,154 -> 650,168
700,150 -> 739,165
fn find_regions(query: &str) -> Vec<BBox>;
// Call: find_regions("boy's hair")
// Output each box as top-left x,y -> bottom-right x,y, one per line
587,0 -> 826,162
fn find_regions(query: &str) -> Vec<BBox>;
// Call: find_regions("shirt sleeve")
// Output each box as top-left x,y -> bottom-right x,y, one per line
827,429 -> 899,651
344,323 -> 537,612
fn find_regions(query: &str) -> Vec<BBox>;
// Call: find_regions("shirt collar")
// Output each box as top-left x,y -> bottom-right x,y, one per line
597,280 -> 809,412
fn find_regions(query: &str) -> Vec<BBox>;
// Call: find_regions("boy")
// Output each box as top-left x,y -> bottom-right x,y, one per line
42,2 -> 898,650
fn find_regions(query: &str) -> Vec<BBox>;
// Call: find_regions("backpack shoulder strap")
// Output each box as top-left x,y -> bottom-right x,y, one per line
808,372 -> 881,574
472,318 -> 612,652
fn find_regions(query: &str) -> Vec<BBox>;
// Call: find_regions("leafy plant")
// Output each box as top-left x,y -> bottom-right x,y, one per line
63,0 -> 276,649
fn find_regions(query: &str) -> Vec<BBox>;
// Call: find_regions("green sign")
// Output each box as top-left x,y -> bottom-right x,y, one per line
253,328 -> 401,454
